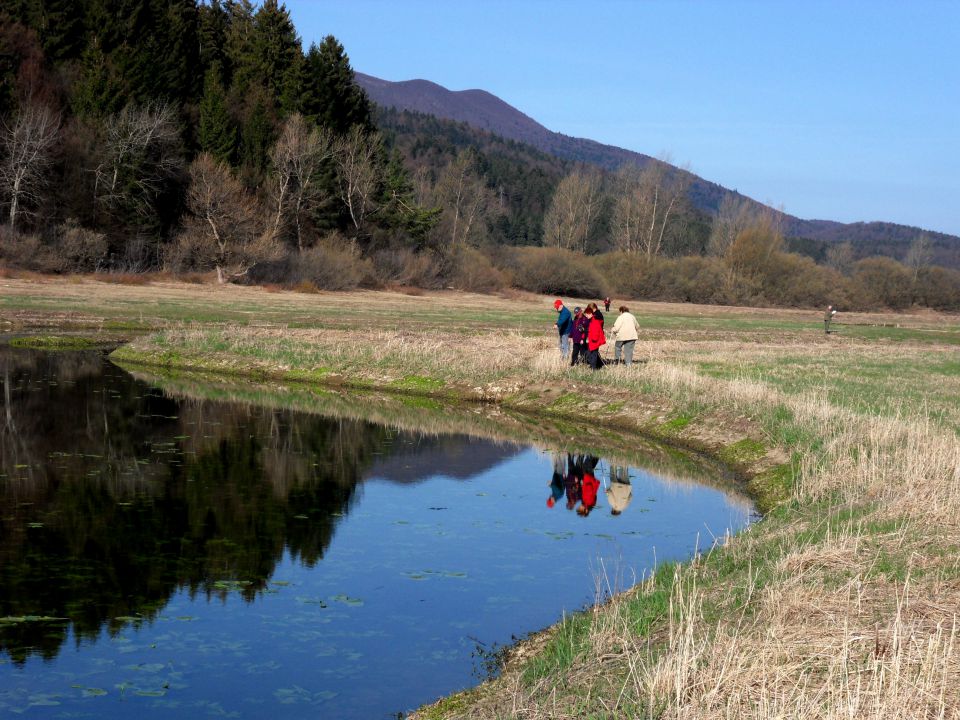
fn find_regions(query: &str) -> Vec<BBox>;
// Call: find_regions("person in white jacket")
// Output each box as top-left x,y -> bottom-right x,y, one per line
611,306 -> 640,366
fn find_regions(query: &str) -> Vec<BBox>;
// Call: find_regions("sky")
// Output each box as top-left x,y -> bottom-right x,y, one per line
286,0 -> 960,235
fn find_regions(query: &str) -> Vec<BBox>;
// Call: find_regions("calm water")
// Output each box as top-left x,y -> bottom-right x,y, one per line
0,347 -> 753,718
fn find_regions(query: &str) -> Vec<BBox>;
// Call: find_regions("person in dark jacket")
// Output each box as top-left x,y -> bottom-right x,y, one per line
554,299 -> 572,359
569,306 -> 588,366
603,297 -> 611,312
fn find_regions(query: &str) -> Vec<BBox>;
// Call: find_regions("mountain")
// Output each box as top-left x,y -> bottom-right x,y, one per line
356,72 -> 960,265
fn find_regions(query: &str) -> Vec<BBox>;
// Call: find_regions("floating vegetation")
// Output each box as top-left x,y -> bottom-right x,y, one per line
9,335 -> 100,350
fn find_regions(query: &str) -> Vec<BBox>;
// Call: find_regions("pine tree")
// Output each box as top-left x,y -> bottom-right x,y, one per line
37,0 -> 87,62
198,64 -> 235,164
198,0 -> 229,80
250,0 -> 301,109
71,38 -> 122,117
239,87 -> 274,187
380,150 -> 440,246
301,36 -> 372,134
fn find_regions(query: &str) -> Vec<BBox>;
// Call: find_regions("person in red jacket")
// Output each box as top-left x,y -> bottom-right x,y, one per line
583,306 -> 606,370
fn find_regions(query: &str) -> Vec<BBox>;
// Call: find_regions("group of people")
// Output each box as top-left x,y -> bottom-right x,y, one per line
554,297 -> 641,369
547,453 -> 633,517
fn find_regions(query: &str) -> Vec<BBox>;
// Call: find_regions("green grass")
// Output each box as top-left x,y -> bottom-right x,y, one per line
8,335 -> 100,350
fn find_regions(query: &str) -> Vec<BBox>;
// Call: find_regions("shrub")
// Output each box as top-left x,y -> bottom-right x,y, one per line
852,257 -> 913,310
291,237 -> 375,291
504,247 -> 607,298
0,226 -> 58,272
448,245 -> 506,293
370,247 -> 443,289
54,220 -> 108,272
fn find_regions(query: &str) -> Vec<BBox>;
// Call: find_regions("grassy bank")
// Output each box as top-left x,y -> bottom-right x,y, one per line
3,277 -> 959,718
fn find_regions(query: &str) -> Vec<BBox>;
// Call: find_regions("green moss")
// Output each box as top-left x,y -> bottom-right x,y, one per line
659,414 -> 693,433
389,374 -> 446,391
9,335 -> 99,350
549,392 -> 589,411
747,462 -> 796,513
285,367 -> 333,383
718,438 -> 766,467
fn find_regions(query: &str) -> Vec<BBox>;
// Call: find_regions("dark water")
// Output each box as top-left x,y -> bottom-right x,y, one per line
0,348 -> 753,718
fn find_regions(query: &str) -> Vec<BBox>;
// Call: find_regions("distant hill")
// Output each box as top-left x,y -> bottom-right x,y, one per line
357,72 -> 960,267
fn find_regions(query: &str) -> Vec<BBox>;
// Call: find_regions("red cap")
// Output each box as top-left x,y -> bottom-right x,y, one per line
547,497 -> 555,508
553,299 -> 563,309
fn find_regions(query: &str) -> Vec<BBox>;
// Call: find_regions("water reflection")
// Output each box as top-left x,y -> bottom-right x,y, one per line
0,346 -> 753,719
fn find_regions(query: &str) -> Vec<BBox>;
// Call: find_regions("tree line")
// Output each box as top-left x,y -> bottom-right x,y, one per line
0,1 -> 957,311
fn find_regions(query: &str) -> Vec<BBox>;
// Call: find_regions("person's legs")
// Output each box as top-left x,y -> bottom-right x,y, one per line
559,333 -> 570,357
587,349 -> 598,370
570,343 -> 582,366
614,340 -> 623,363
623,340 -> 635,366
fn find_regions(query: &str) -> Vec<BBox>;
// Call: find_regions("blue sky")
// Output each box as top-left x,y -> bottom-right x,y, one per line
286,1 -> 960,235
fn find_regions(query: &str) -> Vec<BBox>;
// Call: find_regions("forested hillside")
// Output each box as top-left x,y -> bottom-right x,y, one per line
0,1 -> 958,310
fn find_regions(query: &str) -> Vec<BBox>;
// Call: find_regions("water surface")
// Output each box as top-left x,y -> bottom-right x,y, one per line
0,347 -> 752,718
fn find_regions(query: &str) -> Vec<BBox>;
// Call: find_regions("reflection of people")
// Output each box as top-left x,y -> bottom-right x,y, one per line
611,306 -> 640,366
824,304 -> 836,334
565,453 -> 582,510
606,465 -> 632,516
554,299 -> 572,358
547,453 -> 566,508
577,455 -> 600,516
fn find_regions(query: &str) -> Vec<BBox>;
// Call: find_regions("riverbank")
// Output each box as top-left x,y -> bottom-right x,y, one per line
3,277 -> 959,718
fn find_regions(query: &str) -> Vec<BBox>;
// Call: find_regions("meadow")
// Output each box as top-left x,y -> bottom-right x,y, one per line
2,275 -> 959,719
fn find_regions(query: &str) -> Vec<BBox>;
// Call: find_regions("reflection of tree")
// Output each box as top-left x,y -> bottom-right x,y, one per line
0,348 -> 396,664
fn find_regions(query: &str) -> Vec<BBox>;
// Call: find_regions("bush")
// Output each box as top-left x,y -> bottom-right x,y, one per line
370,247 -> 443,289
591,252 -> 665,299
504,247 -> 607,298
447,245 -> 506,293
54,220 -> 108,272
0,226 -> 58,272
291,237 -> 375,291
666,256 -> 732,304
852,257 -> 913,309
761,252 -> 850,308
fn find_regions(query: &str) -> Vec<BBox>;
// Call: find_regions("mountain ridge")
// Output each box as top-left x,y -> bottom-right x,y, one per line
355,71 -> 959,257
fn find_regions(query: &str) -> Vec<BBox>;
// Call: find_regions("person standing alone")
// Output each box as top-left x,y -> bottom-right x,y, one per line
554,299 -> 572,359
824,304 -> 836,334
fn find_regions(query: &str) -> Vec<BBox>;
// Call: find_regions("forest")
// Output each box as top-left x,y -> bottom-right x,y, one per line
1,0 -> 958,311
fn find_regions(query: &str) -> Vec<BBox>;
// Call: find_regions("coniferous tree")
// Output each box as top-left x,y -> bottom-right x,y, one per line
301,36 -> 372,134
36,0 -> 87,62
239,87 -> 274,187
250,0 -> 300,109
380,150 -> 440,247
71,38 -> 123,117
198,0 -> 230,80
198,64 -> 235,164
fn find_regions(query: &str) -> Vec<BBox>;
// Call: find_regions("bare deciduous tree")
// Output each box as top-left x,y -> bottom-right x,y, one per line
269,113 -> 333,252
542,169 -> 602,253
825,241 -> 855,276
172,153 -> 280,283
610,159 -> 691,257
0,102 -> 60,228
708,194 -> 757,257
333,126 -> 381,235
94,102 -> 181,220
905,235 -> 933,283
431,150 -> 495,249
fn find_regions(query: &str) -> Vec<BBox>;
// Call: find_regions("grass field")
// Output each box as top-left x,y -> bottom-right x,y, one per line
3,275 -> 959,719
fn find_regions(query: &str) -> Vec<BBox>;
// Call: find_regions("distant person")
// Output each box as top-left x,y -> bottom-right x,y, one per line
569,306 -> 588,366
606,465 -> 632,516
824,304 -> 836,334
577,455 -> 601,516
611,305 -> 641,366
554,299 -> 572,359
584,306 -> 606,370
603,297 -> 611,312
